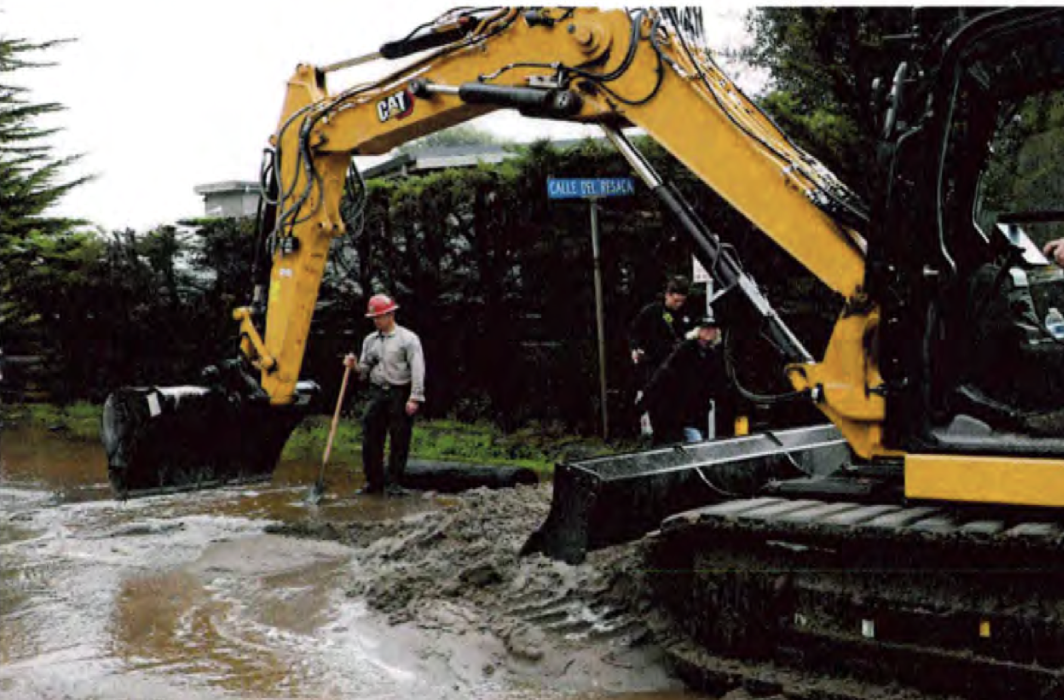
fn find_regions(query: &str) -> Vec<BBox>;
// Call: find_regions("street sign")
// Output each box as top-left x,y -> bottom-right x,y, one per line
547,177 -> 636,200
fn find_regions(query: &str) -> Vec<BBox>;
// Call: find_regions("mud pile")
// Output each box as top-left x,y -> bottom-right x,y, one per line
275,484 -> 681,694
275,485 -> 970,699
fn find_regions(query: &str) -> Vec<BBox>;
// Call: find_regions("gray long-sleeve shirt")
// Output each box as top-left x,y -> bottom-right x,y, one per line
359,324 -> 426,402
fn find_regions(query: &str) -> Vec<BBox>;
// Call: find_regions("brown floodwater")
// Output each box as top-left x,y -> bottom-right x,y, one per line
0,423 -> 706,700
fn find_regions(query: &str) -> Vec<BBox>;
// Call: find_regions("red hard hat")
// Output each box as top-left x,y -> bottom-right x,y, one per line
365,294 -> 399,318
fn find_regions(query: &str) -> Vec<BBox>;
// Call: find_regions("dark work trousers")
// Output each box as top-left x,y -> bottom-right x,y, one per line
361,383 -> 414,489
648,409 -> 684,446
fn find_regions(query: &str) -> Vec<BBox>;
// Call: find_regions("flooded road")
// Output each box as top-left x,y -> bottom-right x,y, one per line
2,424 -> 481,700
1,425 -> 700,700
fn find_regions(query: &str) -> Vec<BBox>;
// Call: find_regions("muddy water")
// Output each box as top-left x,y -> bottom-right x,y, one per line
1,425 -> 702,700
1,424 -> 451,700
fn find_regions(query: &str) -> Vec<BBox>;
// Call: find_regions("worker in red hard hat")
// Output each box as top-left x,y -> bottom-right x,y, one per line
344,293 -> 426,496
364,293 -> 399,318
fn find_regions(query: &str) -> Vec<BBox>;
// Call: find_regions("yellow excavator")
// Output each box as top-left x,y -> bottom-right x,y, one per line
100,7 -> 1064,696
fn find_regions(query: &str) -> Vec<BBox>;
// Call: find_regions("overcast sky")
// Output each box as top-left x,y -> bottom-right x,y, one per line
2,2 -> 759,231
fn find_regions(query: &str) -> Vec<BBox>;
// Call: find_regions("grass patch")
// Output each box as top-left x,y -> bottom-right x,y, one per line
4,402 -> 622,475
283,415 -> 619,474
1,401 -> 102,441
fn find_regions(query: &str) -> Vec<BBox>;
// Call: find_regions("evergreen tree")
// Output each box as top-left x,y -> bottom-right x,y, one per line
0,36 -> 87,236
0,35 -> 91,398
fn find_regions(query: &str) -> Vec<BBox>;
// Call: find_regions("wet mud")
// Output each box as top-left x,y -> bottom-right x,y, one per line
0,424 -> 699,699
274,485 -> 682,695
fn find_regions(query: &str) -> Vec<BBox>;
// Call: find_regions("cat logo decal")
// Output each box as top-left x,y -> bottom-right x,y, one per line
376,89 -> 415,122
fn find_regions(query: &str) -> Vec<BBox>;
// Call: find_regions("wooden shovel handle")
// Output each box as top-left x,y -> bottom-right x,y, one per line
322,363 -> 353,466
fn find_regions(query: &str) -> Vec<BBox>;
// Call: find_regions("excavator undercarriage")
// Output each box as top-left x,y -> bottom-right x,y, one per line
648,497 -> 1064,699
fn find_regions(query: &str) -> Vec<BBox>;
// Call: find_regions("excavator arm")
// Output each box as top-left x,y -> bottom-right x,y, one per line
244,7 -> 886,457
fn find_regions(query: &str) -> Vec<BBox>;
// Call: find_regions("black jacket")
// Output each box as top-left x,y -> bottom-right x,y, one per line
640,338 -> 729,428
628,300 -> 691,379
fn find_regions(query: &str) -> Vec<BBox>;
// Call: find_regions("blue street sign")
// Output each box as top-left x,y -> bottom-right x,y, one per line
547,177 -> 636,200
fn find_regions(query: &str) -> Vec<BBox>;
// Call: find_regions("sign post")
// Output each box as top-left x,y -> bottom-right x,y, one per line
548,177 -> 636,439
588,198 -> 608,439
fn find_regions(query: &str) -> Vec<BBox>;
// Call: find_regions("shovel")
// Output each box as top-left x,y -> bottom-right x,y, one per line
306,361 -> 354,505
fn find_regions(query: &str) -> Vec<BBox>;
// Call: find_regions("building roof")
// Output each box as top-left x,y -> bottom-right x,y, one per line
193,180 -> 260,196
361,139 -> 601,180
362,143 -> 519,180
194,137 -> 611,196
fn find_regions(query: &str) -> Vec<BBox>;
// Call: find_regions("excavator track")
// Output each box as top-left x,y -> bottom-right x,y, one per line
645,497 -> 1064,699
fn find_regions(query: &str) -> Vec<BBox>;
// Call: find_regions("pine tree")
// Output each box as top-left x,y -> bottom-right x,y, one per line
0,36 -> 87,237
0,35 -> 91,399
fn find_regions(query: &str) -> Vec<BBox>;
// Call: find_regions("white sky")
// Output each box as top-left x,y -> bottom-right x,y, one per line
1,2 -> 759,231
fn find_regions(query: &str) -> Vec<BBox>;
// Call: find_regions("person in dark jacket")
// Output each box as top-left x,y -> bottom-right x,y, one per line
638,313 -> 731,446
628,275 -> 692,392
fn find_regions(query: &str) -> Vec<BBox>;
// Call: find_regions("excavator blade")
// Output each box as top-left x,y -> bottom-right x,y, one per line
100,369 -> 319,499
522,424 -> 849,564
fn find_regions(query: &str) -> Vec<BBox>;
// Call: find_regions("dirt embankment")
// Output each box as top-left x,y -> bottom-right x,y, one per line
273,484 -> 684,695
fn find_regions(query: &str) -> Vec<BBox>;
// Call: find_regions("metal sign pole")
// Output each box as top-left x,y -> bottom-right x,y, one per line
590,198 -> 609,440
547,177 -> 634,441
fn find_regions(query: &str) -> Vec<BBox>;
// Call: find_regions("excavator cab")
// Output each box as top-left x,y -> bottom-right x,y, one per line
870,8 -> 1064,461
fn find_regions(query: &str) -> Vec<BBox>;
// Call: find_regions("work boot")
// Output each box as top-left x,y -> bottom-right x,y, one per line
385,484 -> 411,498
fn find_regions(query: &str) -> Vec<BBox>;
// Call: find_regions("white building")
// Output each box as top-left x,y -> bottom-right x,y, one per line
193,181 -> 261,218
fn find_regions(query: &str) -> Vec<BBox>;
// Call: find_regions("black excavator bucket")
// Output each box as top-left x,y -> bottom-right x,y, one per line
101,361 -> 319,498
522,424 -> 850,564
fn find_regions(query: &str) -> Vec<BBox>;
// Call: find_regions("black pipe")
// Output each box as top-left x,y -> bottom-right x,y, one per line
251,159 -> 279,318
